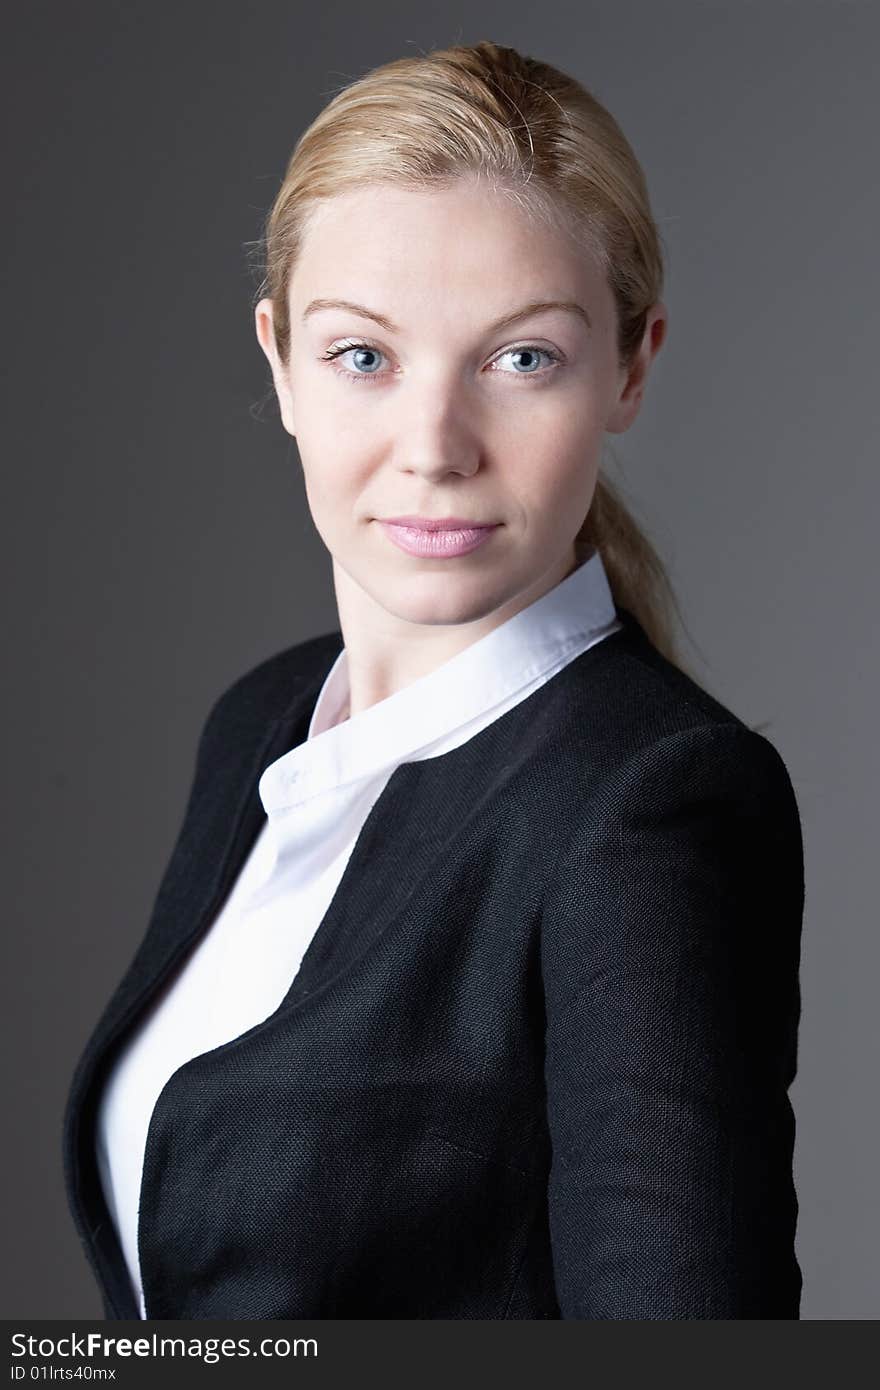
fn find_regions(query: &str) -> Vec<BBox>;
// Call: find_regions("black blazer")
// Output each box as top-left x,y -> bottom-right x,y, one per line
62,606 -> 804,1319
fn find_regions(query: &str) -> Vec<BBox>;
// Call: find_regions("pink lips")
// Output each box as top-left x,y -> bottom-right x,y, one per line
377,520 -> 500,558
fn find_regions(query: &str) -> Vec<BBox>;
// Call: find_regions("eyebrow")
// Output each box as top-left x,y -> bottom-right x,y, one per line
302,297 -> 592,335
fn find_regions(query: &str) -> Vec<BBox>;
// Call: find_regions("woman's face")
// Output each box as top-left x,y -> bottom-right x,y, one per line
256,179 -> 665,629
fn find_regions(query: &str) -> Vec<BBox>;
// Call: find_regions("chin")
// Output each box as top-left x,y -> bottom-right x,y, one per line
384,584 -> 512,628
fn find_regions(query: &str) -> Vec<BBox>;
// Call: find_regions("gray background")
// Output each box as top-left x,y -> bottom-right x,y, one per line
3,1 -> 877,1319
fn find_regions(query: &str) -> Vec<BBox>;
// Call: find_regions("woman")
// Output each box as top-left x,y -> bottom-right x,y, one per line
62,40 -> 804,1320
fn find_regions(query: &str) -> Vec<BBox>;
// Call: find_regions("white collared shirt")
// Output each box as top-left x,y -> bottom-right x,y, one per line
95,548 -> 621,1317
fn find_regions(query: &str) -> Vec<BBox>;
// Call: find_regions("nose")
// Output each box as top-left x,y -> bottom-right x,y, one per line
388,383 -> 482,479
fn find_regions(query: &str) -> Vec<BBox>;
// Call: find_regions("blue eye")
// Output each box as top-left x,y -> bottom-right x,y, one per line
319,339 -> 562,384
493,346 -> 559,374
320,340 -> 388,381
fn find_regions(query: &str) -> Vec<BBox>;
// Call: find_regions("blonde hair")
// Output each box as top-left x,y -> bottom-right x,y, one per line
253,39 -> 694,673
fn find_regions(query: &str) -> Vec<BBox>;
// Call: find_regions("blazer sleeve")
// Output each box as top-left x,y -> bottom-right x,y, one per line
540,721 -> 804,1319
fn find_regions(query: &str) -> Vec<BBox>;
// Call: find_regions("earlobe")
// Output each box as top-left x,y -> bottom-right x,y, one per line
275,383 -> 296,438
280,399 -> 296,437
604,392 -> 641,436
604,363 -> 645,434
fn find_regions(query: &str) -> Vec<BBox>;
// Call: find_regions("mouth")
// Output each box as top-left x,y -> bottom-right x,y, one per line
375,518 -> 501,559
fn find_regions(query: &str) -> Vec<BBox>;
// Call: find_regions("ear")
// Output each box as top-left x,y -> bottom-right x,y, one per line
604,301 -> 668,435
254,298 -> 296,436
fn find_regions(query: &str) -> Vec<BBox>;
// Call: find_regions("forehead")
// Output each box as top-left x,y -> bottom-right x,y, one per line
290,182 -> 611,323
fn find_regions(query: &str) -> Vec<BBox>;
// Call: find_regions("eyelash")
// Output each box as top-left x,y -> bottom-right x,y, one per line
319,338 -> 563,385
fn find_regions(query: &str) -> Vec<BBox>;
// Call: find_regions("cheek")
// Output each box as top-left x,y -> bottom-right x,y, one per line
518,435 -> 600,510
299,448 -> 367,527
294,389 -> 374,474
506,392 -> 604,462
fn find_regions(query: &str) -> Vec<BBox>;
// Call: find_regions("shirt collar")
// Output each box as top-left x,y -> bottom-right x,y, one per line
259,546 -> 617,814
